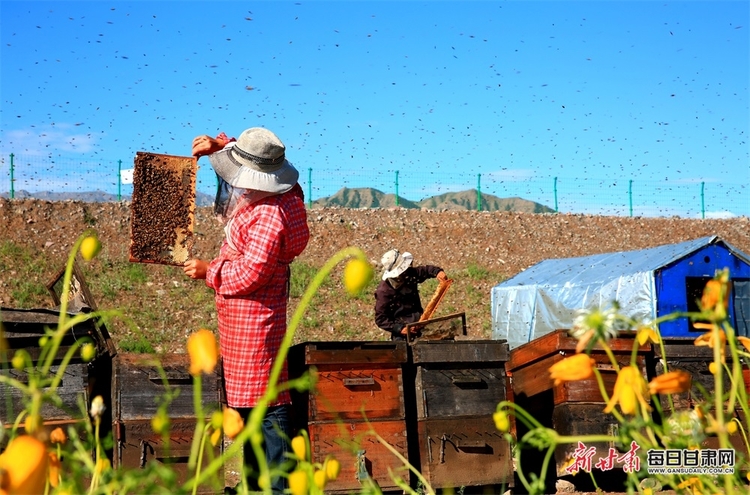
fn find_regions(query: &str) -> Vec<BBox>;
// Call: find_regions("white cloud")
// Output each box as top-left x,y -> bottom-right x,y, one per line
1,124 -> 98,156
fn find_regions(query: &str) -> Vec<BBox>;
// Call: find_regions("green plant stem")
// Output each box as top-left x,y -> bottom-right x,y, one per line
188,374 -> 205,470
192,423 -> 211,495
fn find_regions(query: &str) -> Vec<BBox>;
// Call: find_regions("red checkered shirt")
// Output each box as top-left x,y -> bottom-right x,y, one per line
205,184 -> 309,408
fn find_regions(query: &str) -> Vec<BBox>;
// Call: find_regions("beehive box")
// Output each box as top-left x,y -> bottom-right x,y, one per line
129,152 -> 197,265
112,353 -> 222,421
289,341 -> 409,493
505,329 -> 651,478
409,339 -> 513,489
111,353 -> 223,493
0,307 -> 114,428
655,338 -> 749,460
113,418 -> 223,494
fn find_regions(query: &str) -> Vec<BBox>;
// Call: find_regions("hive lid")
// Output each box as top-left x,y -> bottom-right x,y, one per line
129,152 -> 197,265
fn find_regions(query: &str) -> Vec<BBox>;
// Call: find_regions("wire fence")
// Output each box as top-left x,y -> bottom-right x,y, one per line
1,153 -> 747,219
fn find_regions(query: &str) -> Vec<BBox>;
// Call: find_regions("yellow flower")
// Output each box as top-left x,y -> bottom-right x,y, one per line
325,458 -> 341,481
80,343 -> 96,362
222,407 -> 244,440
291,435 -> 307,461
24,414 -> 42,435
727,419 -> 738,435
648,370 -> 692,396
288,469 -> 308,495
738,336 -> 750,353
709,362 -> 719,375
210,428 -> 222,447
94,458 -> 110,475
0,435 -> 48,495
343,258 -> 374,296
48,452 -> 61,488
49,427 -> 67,445
80,235 -> 102,261
636,326 -> 660,346
604,365 -> 650,415
493,410 -> 510,432
313,469 -> 327,489
151,410 -> 169,435
187,329 -> 219,376
701,275 -> 729,318
548,353 -> 595,386
693,325 -> 726,363
677,476 -> 703,494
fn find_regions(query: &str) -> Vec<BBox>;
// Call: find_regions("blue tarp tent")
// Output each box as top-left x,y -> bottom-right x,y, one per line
491,236 -> 750,349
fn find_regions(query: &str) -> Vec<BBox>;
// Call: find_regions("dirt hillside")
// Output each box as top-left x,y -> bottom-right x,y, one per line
2,198 -> 750,348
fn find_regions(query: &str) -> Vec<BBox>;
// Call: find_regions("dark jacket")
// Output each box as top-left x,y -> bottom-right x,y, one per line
374,265 -> 443,339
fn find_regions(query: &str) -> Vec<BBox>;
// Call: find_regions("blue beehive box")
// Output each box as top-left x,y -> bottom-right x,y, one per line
491,235 -> 750,348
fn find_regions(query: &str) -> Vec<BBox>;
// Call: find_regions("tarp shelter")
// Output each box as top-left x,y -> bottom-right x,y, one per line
491,236 -> 750,349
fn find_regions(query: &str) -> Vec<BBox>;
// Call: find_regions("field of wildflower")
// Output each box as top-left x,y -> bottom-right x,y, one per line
1,231 -> 749,495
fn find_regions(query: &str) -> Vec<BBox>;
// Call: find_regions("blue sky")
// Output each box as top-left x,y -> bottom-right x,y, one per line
0,0 -> 748,216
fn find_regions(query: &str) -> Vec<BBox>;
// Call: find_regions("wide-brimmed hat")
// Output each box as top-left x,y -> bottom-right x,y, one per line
208,127 -> 299,193
381,249 -> 413,280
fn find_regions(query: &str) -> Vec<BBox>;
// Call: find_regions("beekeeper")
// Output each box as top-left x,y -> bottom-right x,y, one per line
374,249 -> 447,340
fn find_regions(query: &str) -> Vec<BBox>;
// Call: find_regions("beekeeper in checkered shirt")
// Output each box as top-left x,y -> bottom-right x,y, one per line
185,127 -> 309,493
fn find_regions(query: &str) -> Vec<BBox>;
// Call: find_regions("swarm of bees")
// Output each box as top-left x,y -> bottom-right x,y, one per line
129,152 -> 197,265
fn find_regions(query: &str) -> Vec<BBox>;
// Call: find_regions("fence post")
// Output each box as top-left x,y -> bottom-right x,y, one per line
553,176 -> 558,213
629,180 -> 633,217
395,170 -> 400,207
308,168 -> 312,209
118,159 -> 122,201
477,173 -> 482,211
700,181 -> 705,219
9,153 -> 14,199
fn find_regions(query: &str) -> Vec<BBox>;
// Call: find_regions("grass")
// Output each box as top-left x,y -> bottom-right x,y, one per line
0,241 -> 504,353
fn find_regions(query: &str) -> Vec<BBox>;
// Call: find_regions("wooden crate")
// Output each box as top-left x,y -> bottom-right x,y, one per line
289,341 -> 408,424
653,338 -> 745,412
112,353 -> 223,421
409,339 -> 513,489
1,363 -> 88,422
307,420 -> 409,494
655,338 -> 749,460
113,418 -> 222,494
505,329 -> 651,478
411,340 -> 509,419
416,415 -> 513,489
289,341 -> 408,493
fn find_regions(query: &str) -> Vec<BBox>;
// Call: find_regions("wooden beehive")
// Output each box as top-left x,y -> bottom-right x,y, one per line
409,339 -> 513,490
655,338 -> 749,460
129,152 -> 197,266
289,341 -> 409,493
111,353 -> 223,493
505,329 -> 652,479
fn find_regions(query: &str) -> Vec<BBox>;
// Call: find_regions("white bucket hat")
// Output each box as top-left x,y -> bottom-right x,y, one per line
208,127 -> 299,193
381,249 -> 413,280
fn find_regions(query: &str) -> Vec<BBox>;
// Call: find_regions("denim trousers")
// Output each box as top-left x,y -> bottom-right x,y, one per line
235,404 -> 293,494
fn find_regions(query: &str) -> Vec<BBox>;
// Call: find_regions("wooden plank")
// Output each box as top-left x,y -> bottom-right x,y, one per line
129,152 -> 197,266
307,420 -> 408,494
0,363 -> 87,422
308,365 -> 405,421
114,418 -> 222,494
506,329 -> 644,372
303,341 -> 407,366
551,403 -> 622,477
411,339 -> 508,364
416,416 -> 513,489
415,366 -> 506,419
113,353 -> 222,421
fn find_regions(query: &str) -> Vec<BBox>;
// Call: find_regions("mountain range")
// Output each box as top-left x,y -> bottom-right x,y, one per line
2,188 -> 554,213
